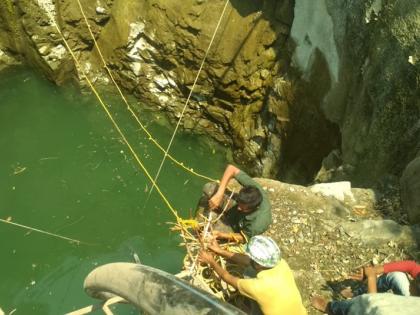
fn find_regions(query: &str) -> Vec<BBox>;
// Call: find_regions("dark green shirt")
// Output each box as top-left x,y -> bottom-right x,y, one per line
225,171 -> 272,240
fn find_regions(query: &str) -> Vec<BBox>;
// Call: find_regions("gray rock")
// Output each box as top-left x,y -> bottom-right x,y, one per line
348,293 -> 420,315
342,219 -> 416,245
400,157 -> 420,224
310,181 -> 354,202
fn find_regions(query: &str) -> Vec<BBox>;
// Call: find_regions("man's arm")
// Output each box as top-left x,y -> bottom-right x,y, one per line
364,266 -> 378,293
212,230 -> 245,244
209,165 -> 240,210
207,239 -> 250,267
383,261 -> 419,279
199,251 -> 240,288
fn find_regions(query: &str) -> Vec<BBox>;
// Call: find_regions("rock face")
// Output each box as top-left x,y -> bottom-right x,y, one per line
0,0 -> 292,178
401,156 -> 420,224
290,0 -> 419,184
0,0 -> 418,188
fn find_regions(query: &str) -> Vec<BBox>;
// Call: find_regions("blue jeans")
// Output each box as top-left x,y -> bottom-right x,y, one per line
329,299 -> 353,315
353,272 -> 410,297
328,272 -> 411,315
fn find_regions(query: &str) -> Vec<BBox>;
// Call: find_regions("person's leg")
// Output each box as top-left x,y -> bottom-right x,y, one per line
350,272 -> 407,297
376,272 -> 411,296
312,296 -> 354,315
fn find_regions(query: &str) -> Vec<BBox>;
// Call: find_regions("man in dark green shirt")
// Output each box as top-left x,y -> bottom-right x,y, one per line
197,164 -> 272,243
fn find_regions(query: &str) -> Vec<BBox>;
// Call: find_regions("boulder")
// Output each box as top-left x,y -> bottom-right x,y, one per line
342,219 -> 416,246
310,181 -> 354,202
400,157 -> 420,224
348,293 -> 420,315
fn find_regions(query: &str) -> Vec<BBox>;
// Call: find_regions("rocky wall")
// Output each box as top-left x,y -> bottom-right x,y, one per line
290,0 -> 419,187
0,0 -> 295,178
0,0 -> 419,199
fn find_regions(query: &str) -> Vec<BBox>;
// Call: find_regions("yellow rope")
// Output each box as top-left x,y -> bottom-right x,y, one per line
75,0 -> 216,183
0,218 -> 87,245
51,22 -> 182,222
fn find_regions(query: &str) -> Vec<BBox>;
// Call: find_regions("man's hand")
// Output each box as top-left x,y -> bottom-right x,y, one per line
207,238 -> 222,254
212,230 -> 221,239
349,266 -> 377,281
212,230 -> 245,243
364,266 -> 377,278
349,268 -> 365,281
209,192 -> 224,210
198,250 -> 215,265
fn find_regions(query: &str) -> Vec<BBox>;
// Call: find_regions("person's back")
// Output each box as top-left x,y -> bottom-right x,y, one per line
237,259 -> 307,315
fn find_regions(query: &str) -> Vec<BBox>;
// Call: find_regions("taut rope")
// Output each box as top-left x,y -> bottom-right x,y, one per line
147,0 -> 230,198
75,0 -> 216,183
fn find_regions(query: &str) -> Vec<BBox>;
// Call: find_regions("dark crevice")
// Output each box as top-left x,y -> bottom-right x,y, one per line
279,48 -> 342,185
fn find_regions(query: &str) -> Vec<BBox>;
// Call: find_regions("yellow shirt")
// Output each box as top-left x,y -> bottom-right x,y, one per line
237,260 -> 307,315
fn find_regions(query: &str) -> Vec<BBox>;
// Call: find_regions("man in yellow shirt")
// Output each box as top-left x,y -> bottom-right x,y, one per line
199,235 -> 307,315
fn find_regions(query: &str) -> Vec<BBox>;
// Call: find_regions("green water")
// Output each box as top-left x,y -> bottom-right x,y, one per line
0,68 -> 228,314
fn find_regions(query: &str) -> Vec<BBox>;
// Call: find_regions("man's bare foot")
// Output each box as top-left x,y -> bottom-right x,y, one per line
340,287 -> 354,299
311,295 -> 329,313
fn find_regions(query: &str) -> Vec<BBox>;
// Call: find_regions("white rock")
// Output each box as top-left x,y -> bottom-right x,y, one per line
39,45 -> 49,55
166,75 -> 177,88
130,62 -> 141,76
291,0 -> 339,83
128,22 -> 146,46
36,0 -> 56,22
154,74 -> 169,88
310,181 -> 354,202
260,69 -> 270,79
408,55 -> 414,65
158,94 -> 169,104
96,7 -> 106,14
128,37 -> 156,62
49,44 -> 66,60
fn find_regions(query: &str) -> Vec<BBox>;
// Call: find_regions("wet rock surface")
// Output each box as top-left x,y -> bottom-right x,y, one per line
400,156 -> 420,224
